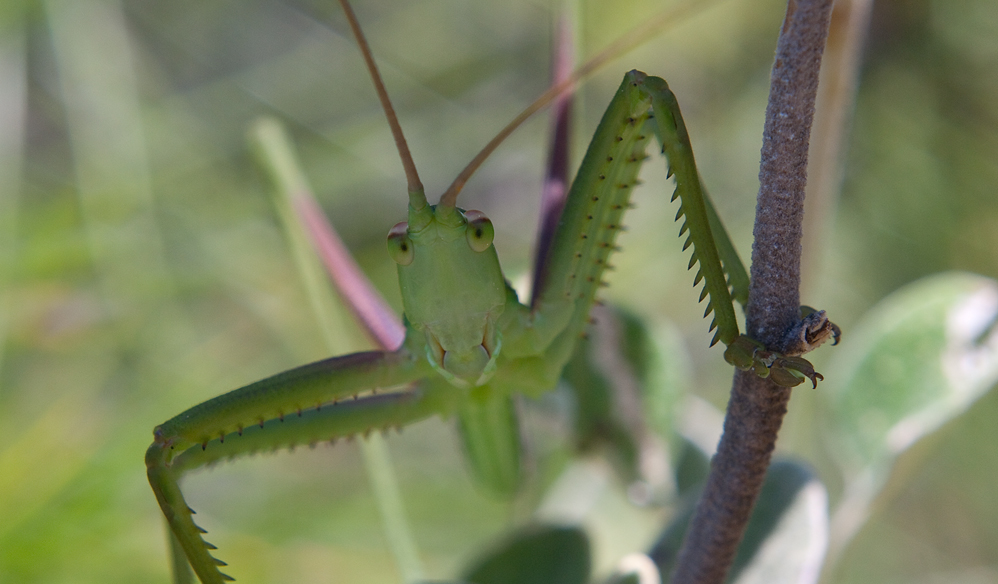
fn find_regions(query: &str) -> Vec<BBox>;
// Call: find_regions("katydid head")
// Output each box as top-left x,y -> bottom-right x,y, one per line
338,0 -> 576,386
388,205 -> 507,388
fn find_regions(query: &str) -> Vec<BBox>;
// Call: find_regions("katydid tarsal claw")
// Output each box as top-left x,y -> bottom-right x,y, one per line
146,2 -> 838,582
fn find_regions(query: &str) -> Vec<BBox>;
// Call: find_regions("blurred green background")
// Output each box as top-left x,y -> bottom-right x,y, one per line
1,0 -> 997,582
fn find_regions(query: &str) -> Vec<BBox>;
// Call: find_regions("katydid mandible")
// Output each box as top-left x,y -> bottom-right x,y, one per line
146,3 -> 838,583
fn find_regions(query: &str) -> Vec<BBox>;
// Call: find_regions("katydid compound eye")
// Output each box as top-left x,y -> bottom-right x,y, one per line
463,210 -> 494,252
387,221 -> 414,265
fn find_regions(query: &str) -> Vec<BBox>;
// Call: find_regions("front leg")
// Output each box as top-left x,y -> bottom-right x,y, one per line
723,307 -> 840,388
146,345 -> 457,584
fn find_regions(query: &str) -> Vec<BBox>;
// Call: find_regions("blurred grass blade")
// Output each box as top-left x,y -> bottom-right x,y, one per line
251,117 -> 405,350
0,14 -> 25,382
250,118 -> 424,583
801,0 -> 873,290
824,272 -> 998,562
168,530 -> 196,584
45,0 -> 180,339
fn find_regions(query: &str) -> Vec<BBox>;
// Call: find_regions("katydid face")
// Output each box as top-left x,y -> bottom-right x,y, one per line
388,204 -> 506,387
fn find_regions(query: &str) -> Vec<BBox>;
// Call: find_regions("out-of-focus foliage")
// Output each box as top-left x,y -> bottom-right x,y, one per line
1,0 -> 998,583
462,524 -> 590,584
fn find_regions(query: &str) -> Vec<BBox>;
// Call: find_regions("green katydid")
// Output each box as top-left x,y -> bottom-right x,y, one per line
146,1 -> 839,582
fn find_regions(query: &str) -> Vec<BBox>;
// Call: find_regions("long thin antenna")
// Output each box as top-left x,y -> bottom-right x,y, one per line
438,0 -> 728,208
338,0 -> 427,209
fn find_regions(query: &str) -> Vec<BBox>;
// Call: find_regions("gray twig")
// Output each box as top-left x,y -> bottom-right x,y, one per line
670,1 -> 835,583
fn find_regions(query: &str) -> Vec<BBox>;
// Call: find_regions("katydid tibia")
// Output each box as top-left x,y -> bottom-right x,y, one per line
146,3 -> 838,583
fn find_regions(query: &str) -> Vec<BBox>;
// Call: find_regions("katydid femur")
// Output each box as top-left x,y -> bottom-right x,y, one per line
146,2 -> 838,582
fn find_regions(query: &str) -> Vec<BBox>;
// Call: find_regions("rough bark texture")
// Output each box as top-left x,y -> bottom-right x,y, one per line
669,1 -> 834,583
747,0 -> 835,348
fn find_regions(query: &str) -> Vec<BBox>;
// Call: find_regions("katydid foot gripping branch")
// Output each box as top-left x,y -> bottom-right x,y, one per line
145,2 -> 839,582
